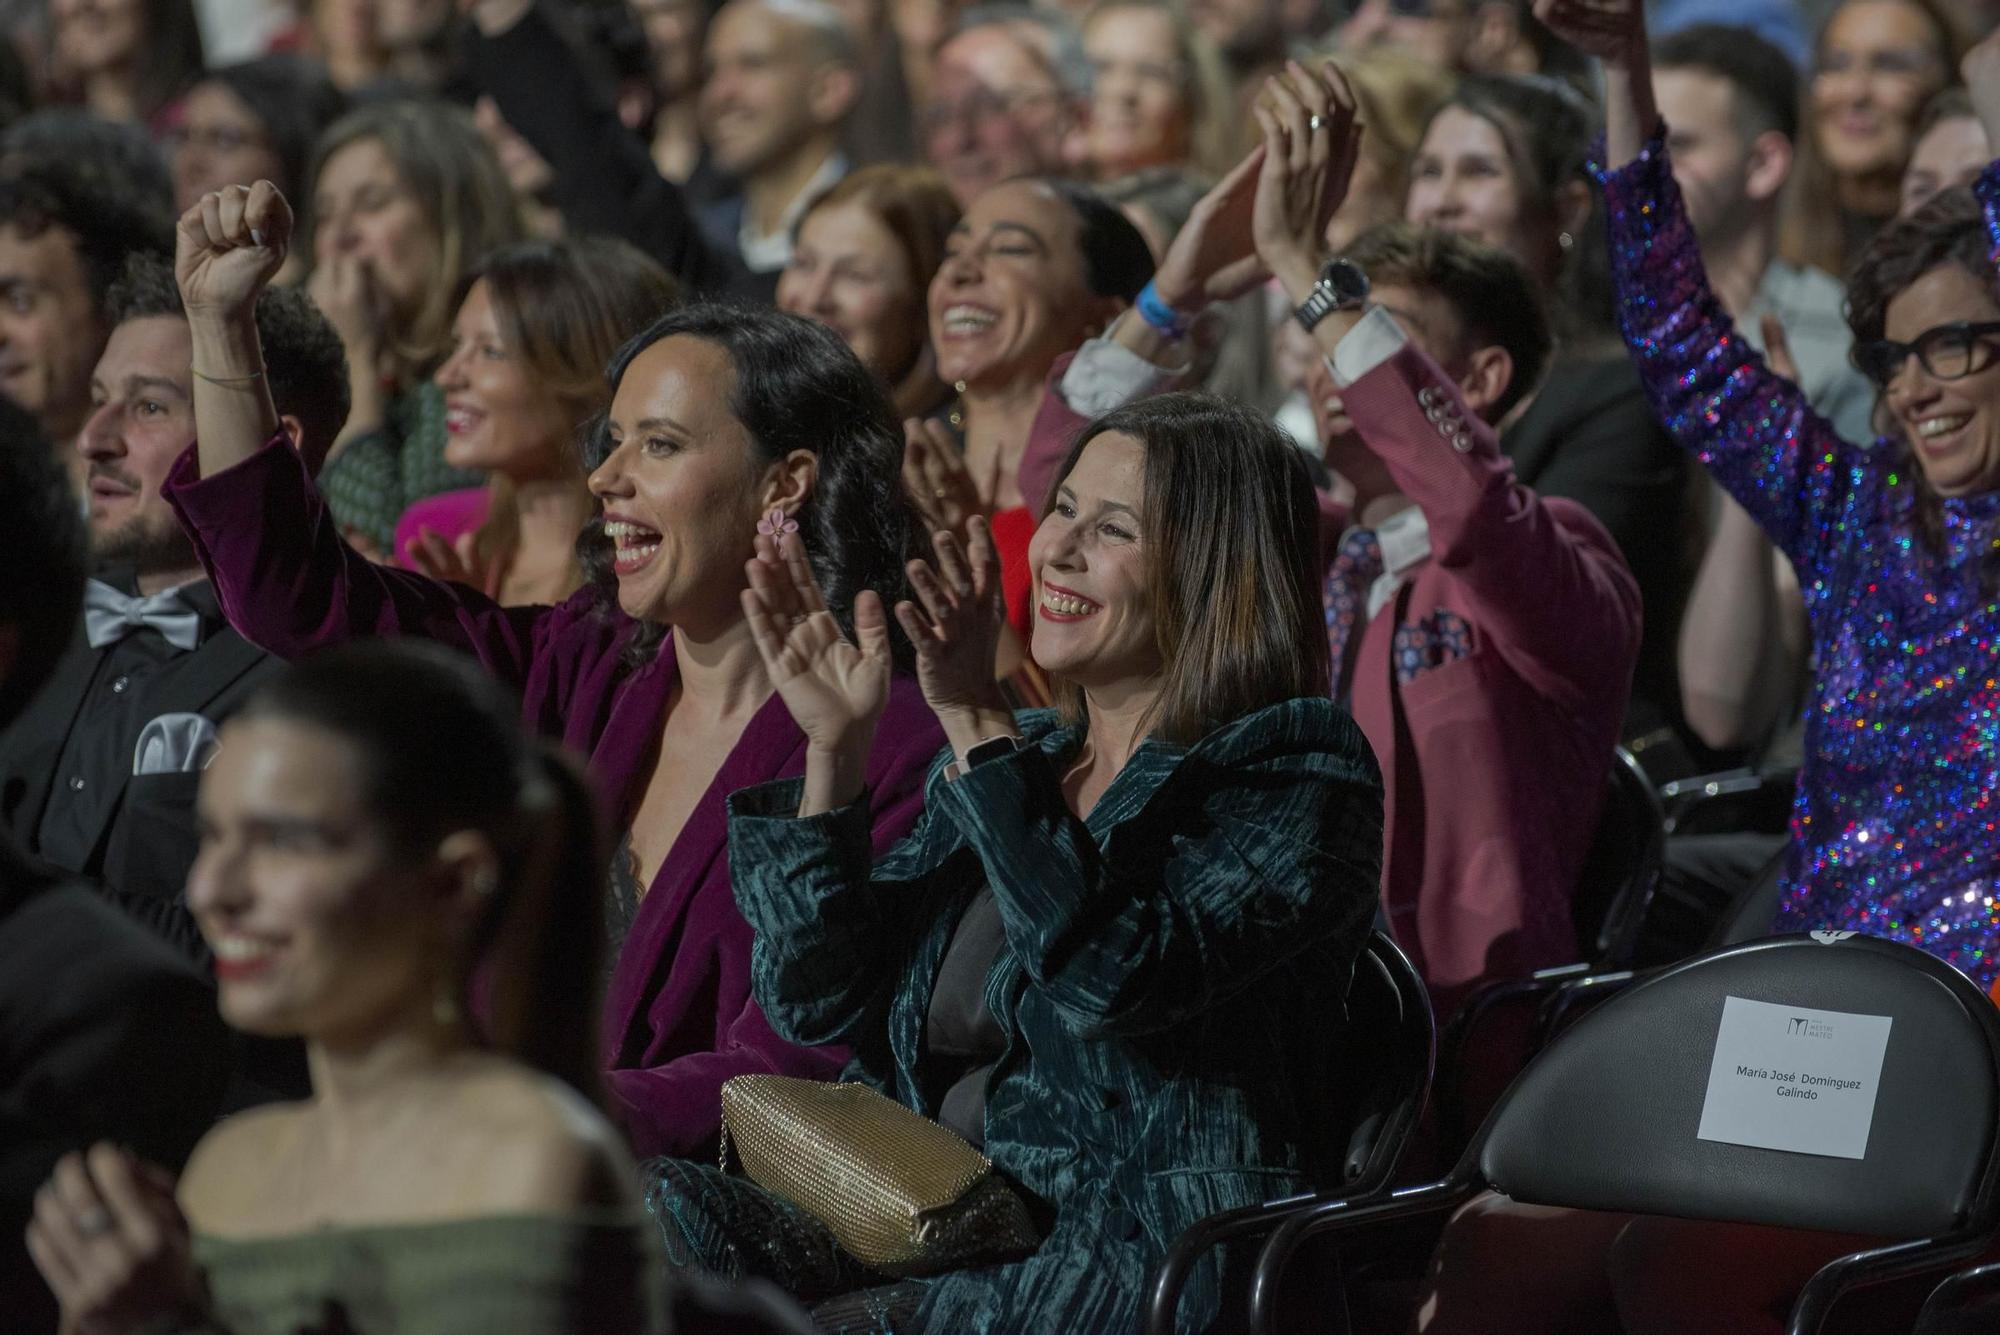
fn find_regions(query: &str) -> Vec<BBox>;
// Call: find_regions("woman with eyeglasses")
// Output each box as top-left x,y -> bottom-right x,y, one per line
1399,10 -> 2000,1334
1540,0 -> 2000,988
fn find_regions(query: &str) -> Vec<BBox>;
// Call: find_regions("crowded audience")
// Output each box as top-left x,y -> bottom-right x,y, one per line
0,0 -> 1994,1329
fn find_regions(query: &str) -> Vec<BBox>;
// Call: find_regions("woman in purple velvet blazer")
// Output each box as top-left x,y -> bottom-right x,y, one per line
162,180 -> 947,1158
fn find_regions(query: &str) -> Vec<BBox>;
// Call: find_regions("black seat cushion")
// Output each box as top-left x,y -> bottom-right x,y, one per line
1477,936 -> 1999,1237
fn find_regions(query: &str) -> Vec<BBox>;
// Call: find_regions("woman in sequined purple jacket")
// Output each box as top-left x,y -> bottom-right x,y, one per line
1544,5 -> 2000,995
1578,9 -> 2000,989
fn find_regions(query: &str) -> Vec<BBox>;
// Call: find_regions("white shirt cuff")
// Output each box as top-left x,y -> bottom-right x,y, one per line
1329,306 -> 1410,387
1059,333 -> 1178,418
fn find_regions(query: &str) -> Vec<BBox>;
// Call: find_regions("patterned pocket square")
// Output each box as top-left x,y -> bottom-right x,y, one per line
133,712 -> 221,775
1393,610 -> 1474,683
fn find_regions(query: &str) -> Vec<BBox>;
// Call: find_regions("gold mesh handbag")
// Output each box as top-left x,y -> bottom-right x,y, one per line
718,1075 -> 1040,1278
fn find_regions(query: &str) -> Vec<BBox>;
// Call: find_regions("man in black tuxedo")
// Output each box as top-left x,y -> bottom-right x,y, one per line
0,254 -> 348,967
0,396 -> 234,1334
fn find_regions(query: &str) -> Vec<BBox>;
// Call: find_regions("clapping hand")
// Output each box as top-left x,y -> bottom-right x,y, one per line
1149,57 -> 1360,309
894,519 -> 1009,730
26,1144 -> 203,1335
176,181 -> 291,320
741,531 -> 893,758
1251,59 -> 1364,300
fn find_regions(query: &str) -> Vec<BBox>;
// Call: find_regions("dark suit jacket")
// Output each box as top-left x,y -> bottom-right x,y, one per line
0,623 -> 280,966
0,839 -> 231,1334
1500,353 -> 1691,743
462,2 -> 764,300
729,702 -> 1384,1331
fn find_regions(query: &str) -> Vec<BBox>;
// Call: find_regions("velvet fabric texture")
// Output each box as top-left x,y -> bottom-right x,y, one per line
1336,340 -> 1643,1006
163,437 -> 945,1157
659,701 -> 1383,1331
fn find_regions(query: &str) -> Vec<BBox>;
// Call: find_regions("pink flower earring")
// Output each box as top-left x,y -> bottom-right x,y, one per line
756,507 -> 799,538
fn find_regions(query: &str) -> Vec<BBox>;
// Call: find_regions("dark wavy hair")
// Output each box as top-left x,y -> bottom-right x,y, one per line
238,641 -> 606,1100
1847,184 -> 2000,587
578,303 -> 920,668
1042,393 -> 1330,744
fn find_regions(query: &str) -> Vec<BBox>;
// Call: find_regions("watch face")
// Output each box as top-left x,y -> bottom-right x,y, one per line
1320,259 -> 1369,308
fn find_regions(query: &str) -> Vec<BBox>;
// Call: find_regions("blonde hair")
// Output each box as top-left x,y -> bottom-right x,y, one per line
1339,47 -> 1457,212
1082,0 -> 1239,180
312,101 -> 525,389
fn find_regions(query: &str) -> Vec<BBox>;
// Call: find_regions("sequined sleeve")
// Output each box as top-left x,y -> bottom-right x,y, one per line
1979,159 -> 2000,271
1597,127 -> 1868,573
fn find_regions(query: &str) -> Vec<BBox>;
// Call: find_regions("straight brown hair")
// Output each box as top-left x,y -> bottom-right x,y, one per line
1044,394 -> 1331,746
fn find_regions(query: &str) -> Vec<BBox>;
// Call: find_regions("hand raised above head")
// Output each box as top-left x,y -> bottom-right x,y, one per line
176,181 -> 292,320
1531,0 -> 1647,67
1251,59 -> 1364,295
741,530 -> 893,756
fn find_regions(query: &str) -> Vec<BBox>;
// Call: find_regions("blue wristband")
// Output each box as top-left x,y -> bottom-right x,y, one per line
1134,280 -> 1192,340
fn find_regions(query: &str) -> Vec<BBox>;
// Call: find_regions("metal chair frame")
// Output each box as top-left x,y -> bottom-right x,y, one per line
1250,936 -> 2000,1335
1141,932 -> 1434,1335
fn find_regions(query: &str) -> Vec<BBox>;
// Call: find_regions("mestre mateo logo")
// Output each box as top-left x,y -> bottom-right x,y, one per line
1786,1015 -> 1836,1040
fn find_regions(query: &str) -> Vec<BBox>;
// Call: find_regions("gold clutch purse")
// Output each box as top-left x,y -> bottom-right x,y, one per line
718,1075 -> 1040,1278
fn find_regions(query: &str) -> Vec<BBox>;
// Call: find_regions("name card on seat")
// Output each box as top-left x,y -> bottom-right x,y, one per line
1695,996 -> 1893,1160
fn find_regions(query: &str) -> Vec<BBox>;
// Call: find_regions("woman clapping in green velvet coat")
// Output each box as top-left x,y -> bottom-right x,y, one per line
646,379 -> 1386,1332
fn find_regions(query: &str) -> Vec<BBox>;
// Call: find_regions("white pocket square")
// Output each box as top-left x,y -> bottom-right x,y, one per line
133,713 -> 220,776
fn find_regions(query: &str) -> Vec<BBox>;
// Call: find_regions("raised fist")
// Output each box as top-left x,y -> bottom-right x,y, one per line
175,180 -> 292,320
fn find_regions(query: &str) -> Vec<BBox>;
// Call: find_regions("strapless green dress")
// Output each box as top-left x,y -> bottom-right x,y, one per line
184,1214 -> 661,1334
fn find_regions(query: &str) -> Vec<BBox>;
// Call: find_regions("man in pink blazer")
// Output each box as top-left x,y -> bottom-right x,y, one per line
1288,224 -> 1643,1006
1018,219 -> 1640,1009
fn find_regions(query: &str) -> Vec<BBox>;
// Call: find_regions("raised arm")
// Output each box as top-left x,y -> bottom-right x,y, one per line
463,0 -> 736,295
168,184 -> 554,681
1016,59 -> 1352,514
178,182 -> 285,480
1537,0 -> 1864,571
1677,317 -> 1811,752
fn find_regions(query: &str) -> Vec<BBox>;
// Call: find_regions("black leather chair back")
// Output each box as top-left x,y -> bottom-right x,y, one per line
1571,746 -> 1667,966
1326,932 -> 1435,1188
1476,935 -> 2000,1238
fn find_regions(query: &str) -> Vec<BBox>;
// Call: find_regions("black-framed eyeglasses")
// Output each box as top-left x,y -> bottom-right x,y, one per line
1854,321 -> 2000,389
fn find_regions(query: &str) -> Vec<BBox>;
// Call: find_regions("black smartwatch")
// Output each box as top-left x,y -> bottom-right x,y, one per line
964,735 -> 1020,769
1293,258 -> 1370,333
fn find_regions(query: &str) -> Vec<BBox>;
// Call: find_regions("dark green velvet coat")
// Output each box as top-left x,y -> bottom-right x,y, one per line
726,698 -> 1384,1332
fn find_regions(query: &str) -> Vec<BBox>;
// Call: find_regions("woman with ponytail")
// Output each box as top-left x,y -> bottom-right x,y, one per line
24,640 -> 659,1334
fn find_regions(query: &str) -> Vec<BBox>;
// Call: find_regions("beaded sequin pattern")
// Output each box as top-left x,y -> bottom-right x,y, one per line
1597,138 -> 2000,986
